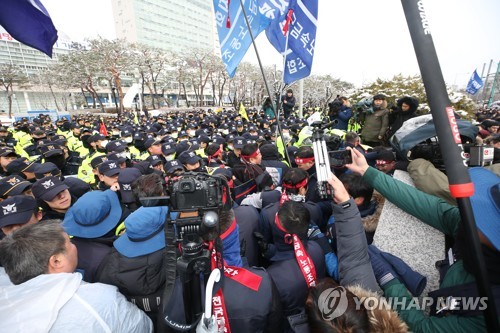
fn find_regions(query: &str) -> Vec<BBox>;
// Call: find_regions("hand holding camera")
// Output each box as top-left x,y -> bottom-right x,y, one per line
345,147 -> 370,176
326,172 -> 350,204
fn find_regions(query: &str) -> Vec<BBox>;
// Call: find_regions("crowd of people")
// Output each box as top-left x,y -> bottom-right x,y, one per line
0,91 -> 499,333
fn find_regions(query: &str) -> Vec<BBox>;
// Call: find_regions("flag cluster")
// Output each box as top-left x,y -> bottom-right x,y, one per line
213,0 -> 318,85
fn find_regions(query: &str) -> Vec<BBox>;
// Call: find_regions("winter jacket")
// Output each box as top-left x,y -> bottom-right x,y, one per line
267,241 -> 326,330
261,159 -> 289,186
163,267 -> 283,333
234,205 -> 261,268
281,95 -> 296,116
324,196 -> 407,332
388,96 -> 419,137
72,236 -> 114,283
333,198 -> 379,292
331,105 -> 353,131
95,248 -> 166,328
0,273 -> 152,333
363,166 -> 497,333
360,101 -> 390,143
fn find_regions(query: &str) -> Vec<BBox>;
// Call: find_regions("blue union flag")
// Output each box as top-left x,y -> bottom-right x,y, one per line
263,0 -> 318,85
213,0 -> 271,77
466,70 -> 484,95
0,0 -> 58,57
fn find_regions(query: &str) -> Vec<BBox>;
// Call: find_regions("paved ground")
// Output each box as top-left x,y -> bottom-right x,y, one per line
373,170 -> 444,301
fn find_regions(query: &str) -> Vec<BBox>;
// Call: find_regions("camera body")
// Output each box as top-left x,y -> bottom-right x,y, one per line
328,99 -> 343,116
169,173 -> 221,212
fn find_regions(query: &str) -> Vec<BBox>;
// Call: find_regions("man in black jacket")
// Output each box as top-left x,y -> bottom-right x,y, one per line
281,89 -> 296,118
161,180 -> 283,333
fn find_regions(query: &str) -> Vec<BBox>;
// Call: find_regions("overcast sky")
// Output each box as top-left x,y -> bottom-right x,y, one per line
42,0 -> 500,88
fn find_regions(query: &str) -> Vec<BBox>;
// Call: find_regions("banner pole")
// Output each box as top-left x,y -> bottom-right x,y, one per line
487,61 -> 500,108
400,1 -> 498,332
238,0 -> 291,165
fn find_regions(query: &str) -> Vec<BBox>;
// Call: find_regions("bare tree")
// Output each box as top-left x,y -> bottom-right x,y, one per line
183,48 -> 217,107
208,59 -> 228,106
0,64 -> 30,117
55,50 -> 106,110
88,38 -> 132,116
130,43 -> 174,109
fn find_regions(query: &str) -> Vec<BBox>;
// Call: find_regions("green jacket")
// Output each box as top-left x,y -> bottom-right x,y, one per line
363,167 -> 490,333
360,109 -> 389,143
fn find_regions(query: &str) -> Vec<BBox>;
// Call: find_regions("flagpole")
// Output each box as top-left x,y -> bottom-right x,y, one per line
401,1 -> 498,332
481,59 -> 494,108
487,61 -> 500,108
238,0 -> 292,166
475,62 -> 486,103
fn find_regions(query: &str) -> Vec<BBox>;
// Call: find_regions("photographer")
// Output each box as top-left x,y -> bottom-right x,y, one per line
328,96 -> 353,131
162,203 -> 283,332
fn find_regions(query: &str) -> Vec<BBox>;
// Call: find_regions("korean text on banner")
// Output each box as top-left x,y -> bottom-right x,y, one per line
213,0 -> 271,77
264,0 -> 318,85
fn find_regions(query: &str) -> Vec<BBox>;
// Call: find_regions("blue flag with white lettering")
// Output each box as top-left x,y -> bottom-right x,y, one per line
0,0 -> 58,57
213,0 -> 271,78
466,70 -> 484,95
263,0 -> 318,85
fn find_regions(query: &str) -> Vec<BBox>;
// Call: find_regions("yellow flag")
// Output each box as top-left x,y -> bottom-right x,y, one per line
214,107 -> 223,114
133,111 -> 139,124
239,102 -> 249,121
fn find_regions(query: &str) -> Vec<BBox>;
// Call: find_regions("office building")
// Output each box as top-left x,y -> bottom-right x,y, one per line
112,0 -> 217,52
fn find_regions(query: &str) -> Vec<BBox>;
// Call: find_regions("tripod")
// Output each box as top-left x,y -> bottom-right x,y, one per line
310,121 -> 337,199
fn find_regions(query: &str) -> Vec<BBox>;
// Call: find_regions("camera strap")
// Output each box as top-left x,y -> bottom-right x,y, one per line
162,212 -> 201,331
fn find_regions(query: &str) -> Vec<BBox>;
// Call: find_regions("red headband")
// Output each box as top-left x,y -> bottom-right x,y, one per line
282,177 -> 308,190
295,157 -> 314,165
241,148 -> 260,161
207,146 -> 223,165
210,146 -> 223,158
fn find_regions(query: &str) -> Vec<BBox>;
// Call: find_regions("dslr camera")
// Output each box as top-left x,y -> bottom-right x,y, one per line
169,173 -> 222,212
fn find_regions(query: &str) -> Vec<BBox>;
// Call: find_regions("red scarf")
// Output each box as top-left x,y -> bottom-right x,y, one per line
274,214 -> 317,288
208,221 -> 263,332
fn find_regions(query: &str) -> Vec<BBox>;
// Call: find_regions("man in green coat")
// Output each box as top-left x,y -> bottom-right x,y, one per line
347,147 -> 500,333
360,94 -> 390,147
